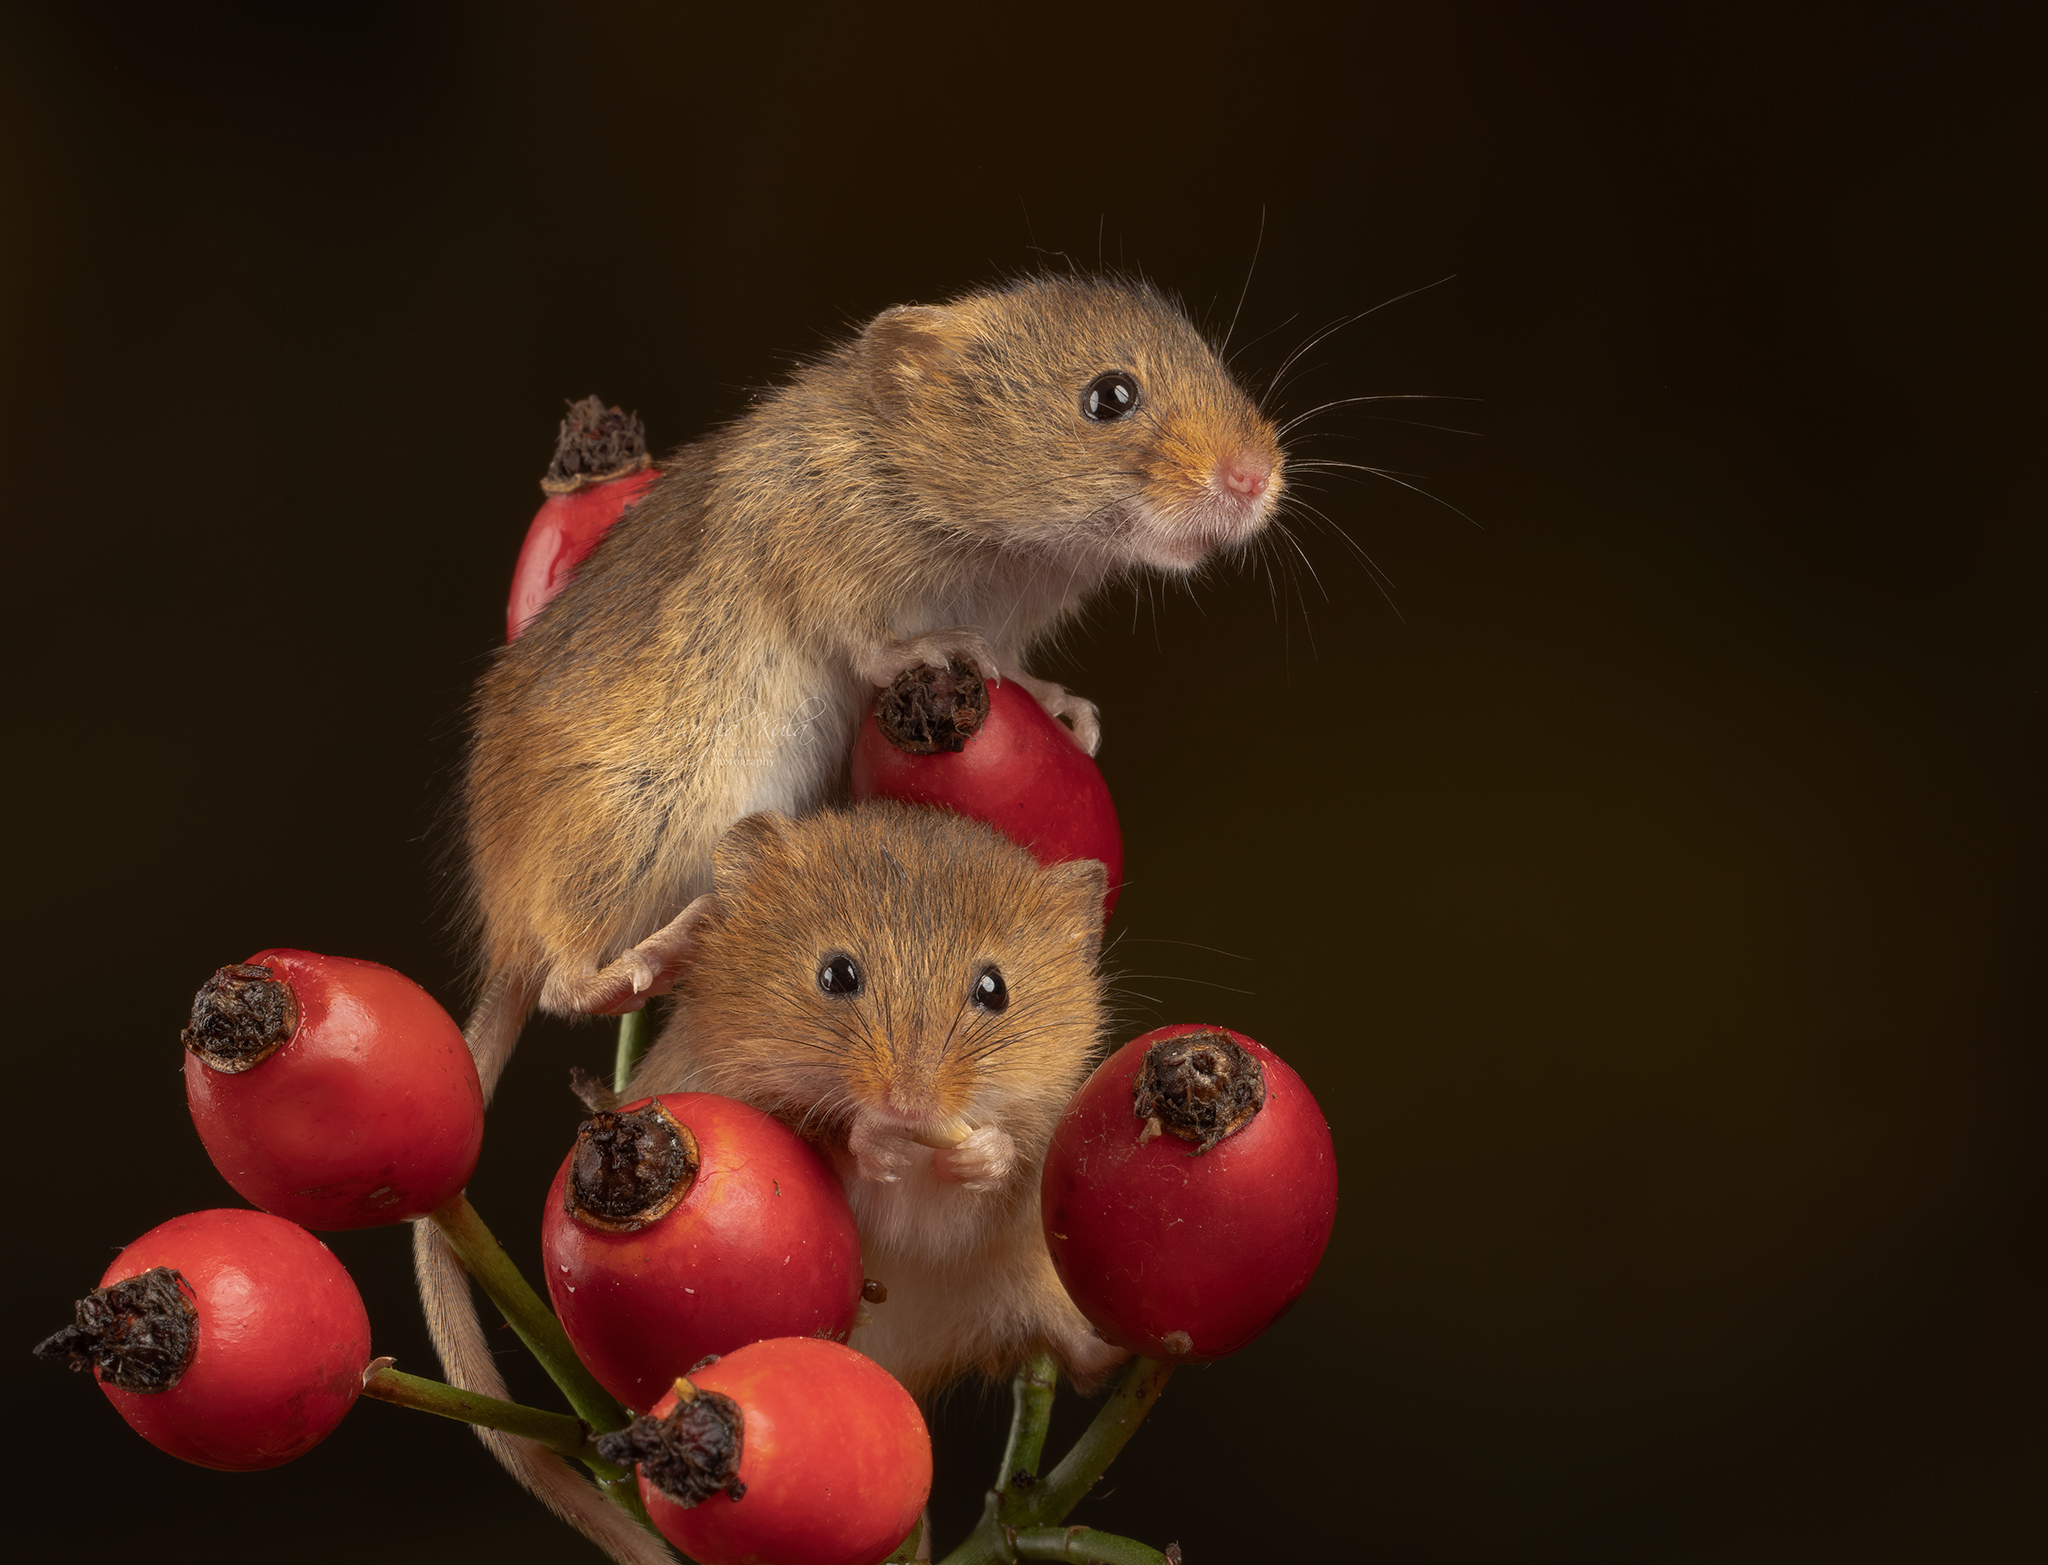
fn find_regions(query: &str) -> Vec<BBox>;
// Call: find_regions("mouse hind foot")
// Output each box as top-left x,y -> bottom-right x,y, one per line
538,895 -> 716,1017
857,626 -> 1002,688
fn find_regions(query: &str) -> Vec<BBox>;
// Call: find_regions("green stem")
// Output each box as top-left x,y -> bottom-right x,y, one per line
999,1351 -> 1064,1524
1010,1528 -> 1174,1565
939,1357 -> 1175,1565
996,1350 -> 1060,1497
614,1007 -> 653,1096
363,1362 -> 656,1531
361,1363 -> 605,1470
1018,1357 -> 1173,1528
430,1193 -> 629,1434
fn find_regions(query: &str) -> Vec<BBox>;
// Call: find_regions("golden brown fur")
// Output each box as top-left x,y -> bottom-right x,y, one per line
629,803 -> 1120,1398
423,275 -> 1282,1563
460,275 -> 1282,1076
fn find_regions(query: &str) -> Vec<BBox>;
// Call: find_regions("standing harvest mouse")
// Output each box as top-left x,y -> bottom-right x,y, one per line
459,273 -> 1282,1077
414,274 -> 1285,1563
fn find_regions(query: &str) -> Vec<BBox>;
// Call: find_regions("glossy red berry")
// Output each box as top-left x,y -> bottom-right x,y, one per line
849,664 -> 1123,919
182,950 -> 484,1230
508,395 -> 658,639
1041,1024 -> 1338,1362
543,1094 -> 864,1411
598,1337 -> 930,1565
36,1209 -> 371,1470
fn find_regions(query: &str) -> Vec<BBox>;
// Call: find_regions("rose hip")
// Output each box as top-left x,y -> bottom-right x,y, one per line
850,663 -> 1123,919
1041,1024 -> 1338,1361
182,950 -> 484,1230
597,1337 -> 930,1565
542,1094 -> 863,1411
35,1209 -> 371,1470
507,395 -> 658,639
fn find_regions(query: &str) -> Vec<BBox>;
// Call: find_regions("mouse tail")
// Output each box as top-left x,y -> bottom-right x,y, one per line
413,1220 -> 674,1565
466,965 -> 534,1105
408,973 -> 671,1564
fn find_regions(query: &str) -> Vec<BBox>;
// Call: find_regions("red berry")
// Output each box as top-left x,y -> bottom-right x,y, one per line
600,1338 -> 930,1565
36,1209 -> 371,1470
507,395 -> 658,639
850,664 -> 1123,919
182,950 -> 484,1230
1040,1024 -> 1338,1362
543,1094 -> 864,1412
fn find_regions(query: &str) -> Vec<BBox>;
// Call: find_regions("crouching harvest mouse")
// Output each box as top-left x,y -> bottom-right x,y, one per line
422,805 -> 1120,1565
416,274 -> 1285,1563
628,802 -> 1126,1401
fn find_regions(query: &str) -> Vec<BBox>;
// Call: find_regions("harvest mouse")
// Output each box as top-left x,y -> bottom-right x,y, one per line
628,802 -> 1126,1401
415,274 -> 1285,1564
457,272 -> 1283,1089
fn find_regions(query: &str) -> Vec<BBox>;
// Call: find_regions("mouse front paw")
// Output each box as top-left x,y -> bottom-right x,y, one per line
1008,671 -> 1102,756
858,627 -> 1001,689
931,1125 -> 1017,1191
848,1116 -> 917,1184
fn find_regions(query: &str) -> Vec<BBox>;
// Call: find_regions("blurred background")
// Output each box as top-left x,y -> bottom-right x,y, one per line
4,2 -> 2040,1559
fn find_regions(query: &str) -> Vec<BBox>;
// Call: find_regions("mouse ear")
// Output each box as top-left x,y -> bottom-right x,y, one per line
714,811 -> 797,890
1038,857 -> 1109,967
861,304 -> 967,418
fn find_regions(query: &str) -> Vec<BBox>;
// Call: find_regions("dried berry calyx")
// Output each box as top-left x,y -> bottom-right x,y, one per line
566,1100 -> 700,1231
33,1267 -> 199,1393
596,1380 -> 747,1508
874,663 -> 991,754
1132,1029 -> 1267,1153
181,963 -> 297,1073
541,395 -> 650,494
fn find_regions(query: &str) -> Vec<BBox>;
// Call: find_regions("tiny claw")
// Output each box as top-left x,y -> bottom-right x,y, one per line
1007,671 -> 1101,755
362,1355 -> 398,1387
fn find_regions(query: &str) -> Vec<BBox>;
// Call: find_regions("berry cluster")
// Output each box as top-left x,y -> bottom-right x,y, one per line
35,407 -> 1338,1565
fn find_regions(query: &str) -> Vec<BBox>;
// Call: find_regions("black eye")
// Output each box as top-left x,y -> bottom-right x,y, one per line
971,966 -> 1009,1012
817,953 -> 862,997
1081,371 -> 1141,422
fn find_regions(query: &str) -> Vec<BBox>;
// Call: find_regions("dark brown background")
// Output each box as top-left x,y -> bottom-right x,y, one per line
6,3 -> 2040,1559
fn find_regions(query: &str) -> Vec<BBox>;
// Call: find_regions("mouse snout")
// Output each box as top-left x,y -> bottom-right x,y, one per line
868,1077 -> 973,1148
1217,449 -> 1273,502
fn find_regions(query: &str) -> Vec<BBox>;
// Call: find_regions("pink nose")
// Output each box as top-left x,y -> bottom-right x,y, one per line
1218,454 -> 1270,500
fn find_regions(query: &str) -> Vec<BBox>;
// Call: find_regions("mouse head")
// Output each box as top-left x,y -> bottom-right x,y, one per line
673,802 -> 1107,1154
859,274 -> 1284,574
